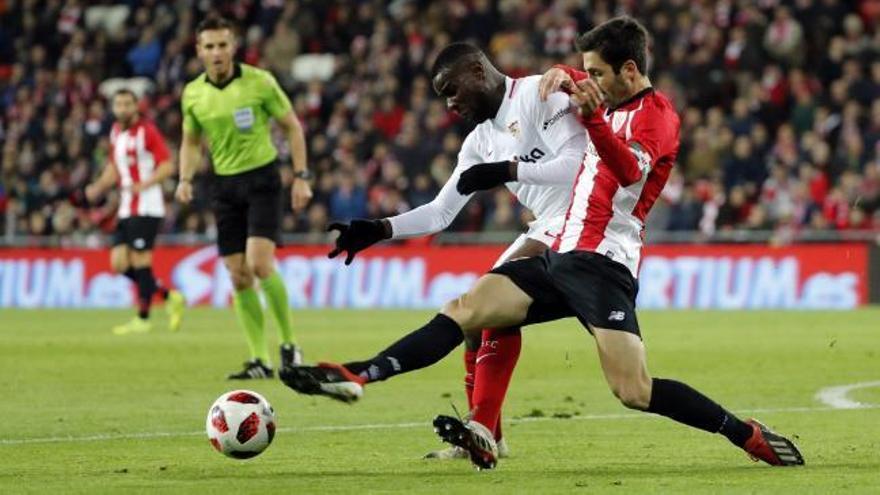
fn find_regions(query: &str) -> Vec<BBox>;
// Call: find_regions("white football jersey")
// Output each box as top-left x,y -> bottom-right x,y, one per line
461,76 -> 586,221
388,76 -> 586,240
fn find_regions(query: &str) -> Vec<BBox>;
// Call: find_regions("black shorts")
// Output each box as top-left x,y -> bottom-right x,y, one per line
489,250 -> 641,336
112,216 -> 162,251
211,162 -> 283,256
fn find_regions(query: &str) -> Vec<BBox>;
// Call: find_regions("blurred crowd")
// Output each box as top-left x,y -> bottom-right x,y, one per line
1,0 -> 879,246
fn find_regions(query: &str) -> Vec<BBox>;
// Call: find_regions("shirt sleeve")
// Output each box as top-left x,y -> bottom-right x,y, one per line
261,70 -> 293,119
144,122 -> 171,164
583,99 -> 678,186
627,103 -> 679,171
181,85 -> 201,135
387,133 -> 481,239
516,133 -> 586,186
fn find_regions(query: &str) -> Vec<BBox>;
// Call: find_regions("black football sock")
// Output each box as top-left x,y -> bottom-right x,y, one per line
344,314 -> 464,383
123,268 -> 137,283
132,267 -> 158,320
647,378 -> 753,447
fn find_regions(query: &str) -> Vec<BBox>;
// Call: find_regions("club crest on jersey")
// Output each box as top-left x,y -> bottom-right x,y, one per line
507,120 -> 521,138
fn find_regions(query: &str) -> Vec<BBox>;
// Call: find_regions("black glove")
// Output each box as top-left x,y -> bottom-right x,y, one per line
327,219 -> 391,265
456,160 -> 516,194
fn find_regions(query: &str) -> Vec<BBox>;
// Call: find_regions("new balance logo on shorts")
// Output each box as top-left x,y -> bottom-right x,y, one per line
608,311 -> 625,321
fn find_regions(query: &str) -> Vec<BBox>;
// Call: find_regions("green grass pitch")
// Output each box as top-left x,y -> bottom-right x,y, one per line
1,308 -> 879,493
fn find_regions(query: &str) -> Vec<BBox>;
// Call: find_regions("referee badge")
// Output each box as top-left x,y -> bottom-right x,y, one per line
233,107 -> 255,131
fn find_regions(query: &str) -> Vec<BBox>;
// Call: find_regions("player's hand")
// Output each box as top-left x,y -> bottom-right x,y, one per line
175,180 -> 193,204
569,78 -> 605,116
327,219 -> 391,265
129,183 -> 144,194
291,178 -> 313,212
457,161 -> 516,194
84,184 -> 101,204
539,67 -> 575,101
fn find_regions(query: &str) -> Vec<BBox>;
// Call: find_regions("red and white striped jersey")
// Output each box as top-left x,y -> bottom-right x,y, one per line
110,119 -> 170,219
553,87 -> 680,278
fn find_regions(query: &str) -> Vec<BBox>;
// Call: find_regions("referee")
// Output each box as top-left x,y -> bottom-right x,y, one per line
176,16 -> 312,379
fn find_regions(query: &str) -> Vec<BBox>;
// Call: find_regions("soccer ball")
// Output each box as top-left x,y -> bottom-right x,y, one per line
205,390 -> 276,459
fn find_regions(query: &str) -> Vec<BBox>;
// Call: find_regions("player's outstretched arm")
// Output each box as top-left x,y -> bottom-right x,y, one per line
327,165 -> 477,265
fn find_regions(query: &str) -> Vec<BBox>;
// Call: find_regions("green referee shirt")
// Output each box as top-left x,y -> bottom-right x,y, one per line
181,63 -> 292,176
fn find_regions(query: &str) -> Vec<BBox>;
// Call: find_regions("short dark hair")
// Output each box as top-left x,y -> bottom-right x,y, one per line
113,88 -> 138,102
430,42 -> 484,80
575,16 -> 649,74
196,15 -> 236,36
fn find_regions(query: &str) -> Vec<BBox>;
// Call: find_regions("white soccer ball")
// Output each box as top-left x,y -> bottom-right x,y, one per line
205,390 -> 276,459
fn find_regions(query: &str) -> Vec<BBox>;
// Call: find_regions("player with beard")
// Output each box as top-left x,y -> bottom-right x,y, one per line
283,18 -> 804,470
85,88 -> 185,335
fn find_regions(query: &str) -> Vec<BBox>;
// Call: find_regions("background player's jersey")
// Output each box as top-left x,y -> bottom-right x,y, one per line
388,76 -> 585,239
554,89 -> 680,278
110,119 -> 170,219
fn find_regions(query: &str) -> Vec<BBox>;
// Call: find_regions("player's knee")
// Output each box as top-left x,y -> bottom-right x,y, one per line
247,258 -> 274,280
441,295 -> 478,331
612,381 -> 651,410
228,268 -> 254,291
110,260 -> 127,273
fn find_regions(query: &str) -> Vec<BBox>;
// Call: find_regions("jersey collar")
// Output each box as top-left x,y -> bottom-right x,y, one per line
491,77 -> 516,129
607,86 -> 654,113
205,63 -> 243,90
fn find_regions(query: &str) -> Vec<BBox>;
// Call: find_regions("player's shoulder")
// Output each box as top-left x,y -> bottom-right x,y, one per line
645,90 -> 677,117
140,119 -> 163,135
511,75 -> 570,114
632,90 -> 679,129
241,63 -> 277,85
509,75 -> 542,104
182,72 -> 207,98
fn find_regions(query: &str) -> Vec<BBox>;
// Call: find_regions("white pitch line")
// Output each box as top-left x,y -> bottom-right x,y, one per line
1,404 -> 877,446
815,381 -> 880,409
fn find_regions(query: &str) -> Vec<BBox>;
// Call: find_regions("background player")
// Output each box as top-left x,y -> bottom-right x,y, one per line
321,42 -> 586,460
282,17 -> 804,470
176,16 -> 312,379
85,89 -> 185,335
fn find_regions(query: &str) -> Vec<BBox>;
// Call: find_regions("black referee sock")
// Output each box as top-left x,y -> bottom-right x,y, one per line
344,314 -> 464,383
647,378 -> 754,448
132,267 -> 158,319
123,268 -> 137,283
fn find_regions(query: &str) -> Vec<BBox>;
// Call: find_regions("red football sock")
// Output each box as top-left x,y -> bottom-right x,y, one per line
463,349 -> 477,411
472,328 -> 522,441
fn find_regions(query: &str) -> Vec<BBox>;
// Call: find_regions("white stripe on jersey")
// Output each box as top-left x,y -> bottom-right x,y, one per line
112,123 -> 164,219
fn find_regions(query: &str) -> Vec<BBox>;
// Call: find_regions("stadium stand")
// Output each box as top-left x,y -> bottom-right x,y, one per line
0,0 -> 878,246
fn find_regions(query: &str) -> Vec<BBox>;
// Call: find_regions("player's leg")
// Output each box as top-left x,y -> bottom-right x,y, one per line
214,176 -> 272,379
469,236 -> 548,445
592,327 -> 803,465
112,218 -> 158,335
224,252 -> 272,378
246,164 -> 301,368
109,236 -> 147,335
554,250 -> 803,466
280,271 -> 535,403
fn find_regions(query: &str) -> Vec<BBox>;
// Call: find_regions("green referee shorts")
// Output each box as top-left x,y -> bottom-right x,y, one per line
211,161 -> 283,256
